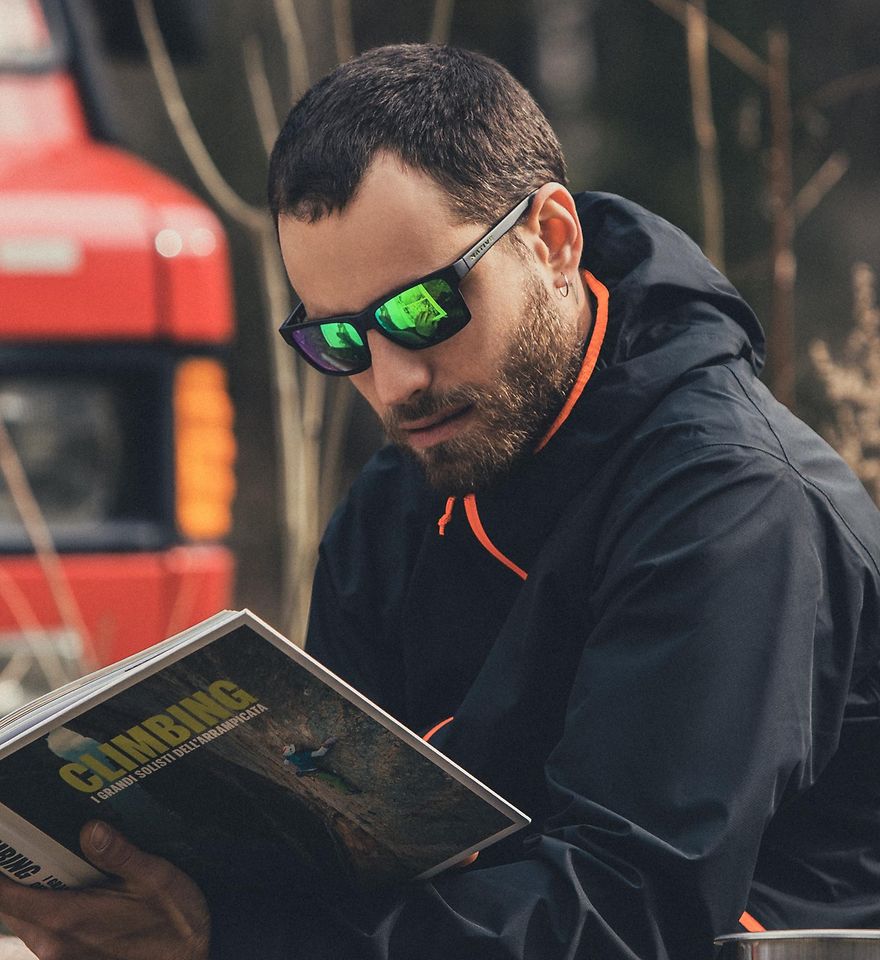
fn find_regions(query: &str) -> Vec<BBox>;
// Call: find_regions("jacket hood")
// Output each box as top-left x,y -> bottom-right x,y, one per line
540,191 -> 767,459
577,192 -> 764,374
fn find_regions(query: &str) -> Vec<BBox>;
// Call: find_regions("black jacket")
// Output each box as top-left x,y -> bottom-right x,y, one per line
216,193 -> 880,959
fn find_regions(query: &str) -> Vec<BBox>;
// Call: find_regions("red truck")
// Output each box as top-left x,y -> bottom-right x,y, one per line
0,0 -> 236,699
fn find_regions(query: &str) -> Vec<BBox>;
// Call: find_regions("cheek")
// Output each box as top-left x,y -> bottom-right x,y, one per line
459,257 -> 534,347
452,293 -> 523,372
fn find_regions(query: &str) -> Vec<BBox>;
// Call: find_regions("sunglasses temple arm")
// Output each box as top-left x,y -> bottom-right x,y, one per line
453,191 -> 536,278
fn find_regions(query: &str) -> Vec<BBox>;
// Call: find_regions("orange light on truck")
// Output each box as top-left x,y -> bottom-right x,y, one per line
173,358 -> 235,540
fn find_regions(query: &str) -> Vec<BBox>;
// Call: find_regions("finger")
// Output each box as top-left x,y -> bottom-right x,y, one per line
79,822 -> 209,934
80,822 -> 187,897
0,878 -> 56,926
80,821 -> 175,893
79,822 -> 137,876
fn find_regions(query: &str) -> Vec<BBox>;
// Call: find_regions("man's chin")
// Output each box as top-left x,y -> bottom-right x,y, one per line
396,432 -> 521,495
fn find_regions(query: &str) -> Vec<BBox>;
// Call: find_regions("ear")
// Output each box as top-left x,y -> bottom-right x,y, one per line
520,182 -> 583,278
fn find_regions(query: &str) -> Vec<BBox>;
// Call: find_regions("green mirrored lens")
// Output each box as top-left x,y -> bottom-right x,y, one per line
320,322 -> 364,350
377,282 -> 448,334
375,278 -> 465,345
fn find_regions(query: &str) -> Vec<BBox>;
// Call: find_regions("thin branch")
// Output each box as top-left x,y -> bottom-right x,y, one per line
319,381 -> 354,528
296,363 -> 326,633
803,64 -> 880,112
685,0 -> 725,269
645,0 -> 769,85
243,34 -> 281,156
133,0 -> 264,231
0,419 -> 96,668
429,0 -> 456,45
0,567 -> 73,691
765,28 -> 797,409
331,0 -> 356,62
272,0 -> 311,102
794,151 -> 849,225
255,226 -> 309,642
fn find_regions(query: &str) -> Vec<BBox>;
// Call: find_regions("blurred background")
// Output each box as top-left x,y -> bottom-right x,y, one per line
1,0 -> 878,711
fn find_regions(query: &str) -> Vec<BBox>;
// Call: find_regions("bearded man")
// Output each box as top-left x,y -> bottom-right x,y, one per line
1,43 -> 878,960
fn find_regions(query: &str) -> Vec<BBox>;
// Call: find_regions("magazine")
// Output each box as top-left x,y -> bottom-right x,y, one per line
0,610 -> 528,892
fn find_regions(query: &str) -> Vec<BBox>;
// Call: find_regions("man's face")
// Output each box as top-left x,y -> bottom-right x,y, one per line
278,155 -> 585,493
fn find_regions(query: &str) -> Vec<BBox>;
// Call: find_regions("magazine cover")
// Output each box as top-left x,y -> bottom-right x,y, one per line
0,613 -> 527,893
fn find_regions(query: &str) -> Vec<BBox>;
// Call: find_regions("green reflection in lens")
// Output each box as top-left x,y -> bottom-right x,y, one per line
376,281 -> 449,335
320,322 -> 364,349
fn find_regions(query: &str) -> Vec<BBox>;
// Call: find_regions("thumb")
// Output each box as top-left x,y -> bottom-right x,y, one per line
80,821 -> 144,877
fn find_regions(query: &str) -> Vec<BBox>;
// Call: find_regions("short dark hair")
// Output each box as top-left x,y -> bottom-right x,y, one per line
267,44 -> 567,227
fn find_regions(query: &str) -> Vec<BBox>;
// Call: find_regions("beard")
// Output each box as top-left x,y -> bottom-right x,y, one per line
382,272 -> 585,494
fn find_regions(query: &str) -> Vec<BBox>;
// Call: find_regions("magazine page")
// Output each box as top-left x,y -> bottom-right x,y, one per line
0,612 -> 239,745
0,616 -> 526,892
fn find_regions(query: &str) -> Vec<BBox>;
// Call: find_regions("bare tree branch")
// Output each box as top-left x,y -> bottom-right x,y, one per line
272,0 -> 311,102
0,567 -> 73,691
794,151 -> 849,225
133,0 -> 264,231
134,0 -> 325,636
645,0 -> 768,85
255,224 -> 310,643
685,0 -> 725,269
320,381 -> 354,527
803,64 -> 880,111
331,0 -> 356,62
765,28 -> 797,409
430,0 -> 456,45
244,34 -> 281,156
0,419 -> 96,669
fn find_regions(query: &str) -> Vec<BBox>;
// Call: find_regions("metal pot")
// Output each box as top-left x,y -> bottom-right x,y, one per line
715,931 -> 880,959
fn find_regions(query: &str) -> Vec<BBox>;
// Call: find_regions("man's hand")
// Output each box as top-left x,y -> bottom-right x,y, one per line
0,822 -> 210,960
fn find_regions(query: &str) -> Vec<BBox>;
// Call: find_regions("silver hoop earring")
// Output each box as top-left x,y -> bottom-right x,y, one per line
558,274 -> 571,298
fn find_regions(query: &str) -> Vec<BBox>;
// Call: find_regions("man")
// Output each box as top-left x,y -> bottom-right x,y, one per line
281,737 -> 338,777
1,43 -> 879,960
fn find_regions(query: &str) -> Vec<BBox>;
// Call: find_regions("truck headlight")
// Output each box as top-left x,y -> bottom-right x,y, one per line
0,379 -> 123,527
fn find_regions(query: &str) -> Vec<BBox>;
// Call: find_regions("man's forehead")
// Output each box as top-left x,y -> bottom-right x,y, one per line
277,158 -> 474,317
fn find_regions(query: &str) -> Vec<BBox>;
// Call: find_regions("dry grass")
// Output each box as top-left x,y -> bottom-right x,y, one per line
810,263 -> 880,504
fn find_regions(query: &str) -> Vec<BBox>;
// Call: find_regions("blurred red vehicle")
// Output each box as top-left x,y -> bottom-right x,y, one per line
0,0 -> 236,703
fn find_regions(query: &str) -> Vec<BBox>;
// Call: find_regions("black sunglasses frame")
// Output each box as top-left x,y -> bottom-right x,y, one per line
278,189 -> 538,376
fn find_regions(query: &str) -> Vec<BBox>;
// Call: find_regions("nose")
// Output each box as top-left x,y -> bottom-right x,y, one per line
365,330 -> 433,407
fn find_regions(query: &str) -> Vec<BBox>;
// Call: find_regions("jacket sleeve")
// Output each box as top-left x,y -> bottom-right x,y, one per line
211,444 -> 835,960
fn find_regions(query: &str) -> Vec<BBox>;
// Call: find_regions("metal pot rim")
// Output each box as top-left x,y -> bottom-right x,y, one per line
716,931 -> 880,943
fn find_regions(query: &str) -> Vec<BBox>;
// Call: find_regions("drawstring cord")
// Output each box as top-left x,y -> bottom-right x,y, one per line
437,496 -> 456,536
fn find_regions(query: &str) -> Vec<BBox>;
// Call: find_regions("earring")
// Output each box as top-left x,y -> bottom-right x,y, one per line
558,274 -> 571,298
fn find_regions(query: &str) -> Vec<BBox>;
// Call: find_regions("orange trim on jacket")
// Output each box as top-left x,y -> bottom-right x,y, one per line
738,911 -> 766,933
422,716 -> 454,742
463,495 -> 528,581
535,269 -> 609,452
438,496 -> 456,536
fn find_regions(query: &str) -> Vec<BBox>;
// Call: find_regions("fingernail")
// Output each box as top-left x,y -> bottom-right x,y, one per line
89,821 -> 113,852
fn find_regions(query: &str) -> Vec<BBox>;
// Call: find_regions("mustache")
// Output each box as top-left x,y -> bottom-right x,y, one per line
383,385 -> 484,431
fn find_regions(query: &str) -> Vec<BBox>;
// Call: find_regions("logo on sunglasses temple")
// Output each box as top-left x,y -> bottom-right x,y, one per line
467,230 -> 499,264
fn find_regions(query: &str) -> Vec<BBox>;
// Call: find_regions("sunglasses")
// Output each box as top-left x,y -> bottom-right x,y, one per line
278,190 -> 537,375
